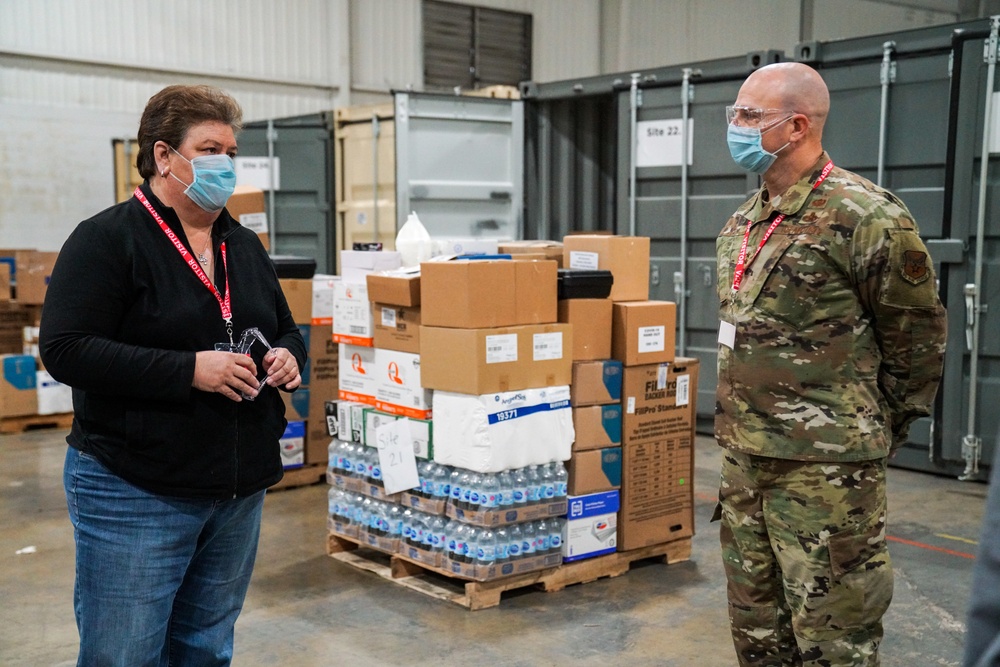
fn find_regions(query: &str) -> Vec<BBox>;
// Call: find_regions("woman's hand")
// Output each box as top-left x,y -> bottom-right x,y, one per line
262,347 -> 301,390
193,350 -> 260,402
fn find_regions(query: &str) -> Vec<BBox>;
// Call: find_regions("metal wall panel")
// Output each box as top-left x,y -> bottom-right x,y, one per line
1,0 -> 347,89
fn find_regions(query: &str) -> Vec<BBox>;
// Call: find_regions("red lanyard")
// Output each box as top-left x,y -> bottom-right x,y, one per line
731,161 -> 834,292
134,187 -> 234,342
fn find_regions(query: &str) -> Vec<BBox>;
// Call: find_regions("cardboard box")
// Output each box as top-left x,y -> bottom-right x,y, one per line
420,260 -> 557,329
498,240 -> 564,267
332,281 -> 374,346
227,185 -> 269,250
366,271 -> 421,306
0,263 -> 10,301
621,358 -> 698,445
304,326 -> 339,464
420,323 -> 572,394
563,491 -> 619,562
562,235 -> 650,302
0,354 -> 38,417
558,298 -> 612,360
612,301 -> 676,367
36,370 -> 72,415
281,388 -> 309,421
571,360 -> 623,407
0,303 -> 33,355
572,404 -> 622,451
373,349 -> 432,419
279,420 -> 306,469
15,251 -> 58,305
279,279 -> 313,325
338,343 -> 377,405
311,275 -> 338,326
373,303 -> 421,354
619,438 -> 694,550
567,447 -> 622,495
340,250 -> 401,282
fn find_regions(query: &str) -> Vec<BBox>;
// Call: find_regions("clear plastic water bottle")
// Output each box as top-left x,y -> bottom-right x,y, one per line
525,465 -> 542,506
327,487 -> 341,517
418,460 -> 435,498
340,442 -> 355,479
507,523 -> 523,561
463,472 -> 479,510
354,447 -> 368,481
388,503 -> 404,541
432,464 -> 451,502
535,518 -> 552,554
540,463 -> 556,501
511,467 -> 528,508
447,521 -> 462,560
428,515 -> 448,552
550,516 -> 565,555
371,452 -> 384,487
450,468 -> 464,508
480,473 -> 500,511
495,526 -> 511,564
476,528 -> 497,568
465,526 -> 480,564
401,508 -> 415,546
521,520 -> 536,558
553,462 -> 568,500
497,470 -> 515,509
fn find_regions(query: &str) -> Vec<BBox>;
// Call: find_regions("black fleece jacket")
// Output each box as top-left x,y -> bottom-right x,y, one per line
39,183 -> 307,499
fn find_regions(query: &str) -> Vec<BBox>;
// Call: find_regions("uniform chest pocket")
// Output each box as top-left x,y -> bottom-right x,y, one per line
750,234 -> 834,330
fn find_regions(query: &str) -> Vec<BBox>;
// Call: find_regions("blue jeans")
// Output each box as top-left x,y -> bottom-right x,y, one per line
64,446 -> 266,667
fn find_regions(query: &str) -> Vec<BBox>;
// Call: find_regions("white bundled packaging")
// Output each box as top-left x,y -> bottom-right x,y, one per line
432,386 -> 574,473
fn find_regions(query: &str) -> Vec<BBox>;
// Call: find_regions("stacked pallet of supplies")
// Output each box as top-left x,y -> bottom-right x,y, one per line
562,235 -> 697,551
0,249 -> 72,422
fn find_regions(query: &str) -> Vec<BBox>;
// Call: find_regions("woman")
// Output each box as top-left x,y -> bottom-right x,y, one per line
39,85 -> 307,666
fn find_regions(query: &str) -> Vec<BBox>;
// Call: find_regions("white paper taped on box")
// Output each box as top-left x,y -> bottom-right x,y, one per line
432,386 -> 574,473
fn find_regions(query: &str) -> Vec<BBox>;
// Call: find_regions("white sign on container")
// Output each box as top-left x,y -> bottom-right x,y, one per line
635,119 -> 693,167
235,157 -> 281,190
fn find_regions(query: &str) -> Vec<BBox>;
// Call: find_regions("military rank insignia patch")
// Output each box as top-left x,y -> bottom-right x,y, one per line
902,250 -> 929,285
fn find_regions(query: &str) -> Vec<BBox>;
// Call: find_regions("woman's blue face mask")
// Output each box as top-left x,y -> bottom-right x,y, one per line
170,147 -> 237,212
726,116 -> 793,174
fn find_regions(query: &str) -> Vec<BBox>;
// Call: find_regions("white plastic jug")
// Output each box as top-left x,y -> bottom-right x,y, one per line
395,211 -> 433,268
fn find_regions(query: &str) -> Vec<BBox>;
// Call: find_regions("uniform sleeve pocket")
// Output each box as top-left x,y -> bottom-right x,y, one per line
827,500 -> 888,578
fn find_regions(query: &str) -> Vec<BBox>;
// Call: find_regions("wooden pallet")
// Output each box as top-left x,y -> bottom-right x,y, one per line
0,412 -> 73,434
269,463 -> 327,491
326,531 -> 691,611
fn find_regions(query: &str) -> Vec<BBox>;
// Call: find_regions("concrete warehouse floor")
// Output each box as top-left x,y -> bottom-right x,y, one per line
0,427 -> 984,666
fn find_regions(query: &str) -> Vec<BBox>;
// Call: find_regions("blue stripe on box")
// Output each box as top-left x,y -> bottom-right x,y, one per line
601,404 -> 622,444
3,355 -> 37,390
486,399 -> 571,425
602,360 -> 623,401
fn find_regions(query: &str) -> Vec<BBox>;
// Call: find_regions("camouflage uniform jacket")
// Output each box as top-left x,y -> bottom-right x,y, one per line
715,151 -> 947,462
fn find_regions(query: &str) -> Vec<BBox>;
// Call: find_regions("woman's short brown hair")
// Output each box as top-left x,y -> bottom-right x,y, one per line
136,85 -> 243,179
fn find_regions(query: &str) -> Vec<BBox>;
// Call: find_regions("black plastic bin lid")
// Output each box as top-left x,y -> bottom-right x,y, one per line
269,255 -> 317,279
557,268 -> 614,300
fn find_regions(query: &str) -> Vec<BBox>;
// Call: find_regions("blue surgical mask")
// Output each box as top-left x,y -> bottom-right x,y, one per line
727,117 -> 792,174
170,147 -> 237,212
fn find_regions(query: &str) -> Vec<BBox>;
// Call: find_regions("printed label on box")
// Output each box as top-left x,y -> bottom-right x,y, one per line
533,332 -> 563,361
381,307 -> 397,328
676,374 -> 690,407
638,326 -> 665,353
569,251 -> 599,271
485,334 -> 518,364
240,212 -> 268,234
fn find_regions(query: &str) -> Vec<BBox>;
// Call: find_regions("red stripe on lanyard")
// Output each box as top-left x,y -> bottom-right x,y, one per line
133,187 -> 233,330
731,161 -> 834,292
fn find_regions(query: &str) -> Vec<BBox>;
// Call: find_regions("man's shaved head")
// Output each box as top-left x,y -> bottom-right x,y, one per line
738,62 -> 830,138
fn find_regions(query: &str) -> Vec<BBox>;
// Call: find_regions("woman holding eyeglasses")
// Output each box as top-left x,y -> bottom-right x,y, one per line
39,84 -> 306,666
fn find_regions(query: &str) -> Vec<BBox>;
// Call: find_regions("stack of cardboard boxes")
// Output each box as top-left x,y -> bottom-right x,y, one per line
321,235 -> 698,577
0,249 -> 71,419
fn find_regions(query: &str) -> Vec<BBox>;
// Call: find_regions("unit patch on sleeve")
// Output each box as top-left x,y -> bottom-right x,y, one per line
901,250 -> 929,285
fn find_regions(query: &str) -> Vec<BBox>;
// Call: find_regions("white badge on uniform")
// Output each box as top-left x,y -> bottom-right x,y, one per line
718,320 -> 736,349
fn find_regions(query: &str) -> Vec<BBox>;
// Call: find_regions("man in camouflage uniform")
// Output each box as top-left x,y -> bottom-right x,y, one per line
714,62 -> 947,666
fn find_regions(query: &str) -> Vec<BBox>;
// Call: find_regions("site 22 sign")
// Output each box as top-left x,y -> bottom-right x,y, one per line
636,119 -> 693,168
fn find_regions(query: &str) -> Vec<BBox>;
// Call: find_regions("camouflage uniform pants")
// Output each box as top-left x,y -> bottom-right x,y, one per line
717,451 -> 893,666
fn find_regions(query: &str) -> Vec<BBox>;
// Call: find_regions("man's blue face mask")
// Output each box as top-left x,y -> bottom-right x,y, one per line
726,115 -> 793,175
170,147 -> 237,212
